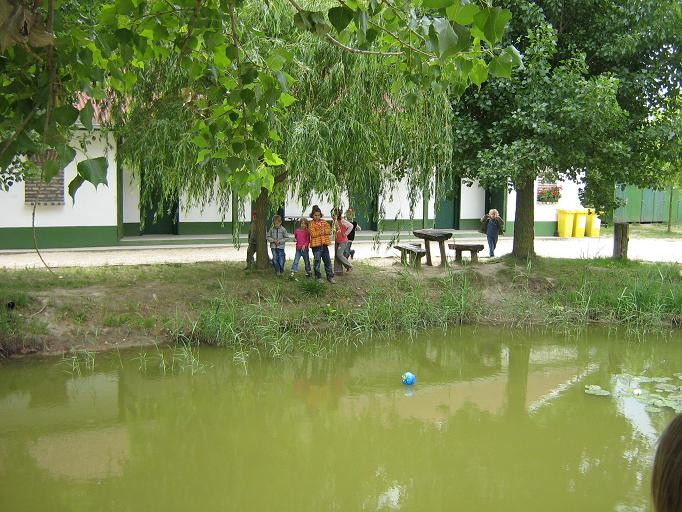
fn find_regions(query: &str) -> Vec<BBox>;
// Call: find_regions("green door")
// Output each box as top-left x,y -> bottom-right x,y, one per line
434,181 -> 461,229
485,187 -> 505,219
140,171 -> 178,235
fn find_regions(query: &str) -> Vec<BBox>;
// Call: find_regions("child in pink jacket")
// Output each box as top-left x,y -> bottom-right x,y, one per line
289,218 -> 312,278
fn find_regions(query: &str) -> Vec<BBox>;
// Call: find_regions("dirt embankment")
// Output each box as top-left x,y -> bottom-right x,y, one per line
2,257 -> 681,356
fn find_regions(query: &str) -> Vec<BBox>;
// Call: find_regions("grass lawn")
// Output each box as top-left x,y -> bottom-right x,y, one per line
600,222 -> 682,239
1,257 -> 681,357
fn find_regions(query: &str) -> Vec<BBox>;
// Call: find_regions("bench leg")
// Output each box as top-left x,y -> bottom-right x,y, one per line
438,241 -> 448,267
424,240 -> 433,266
471,251 -> 478,263
408,252 -> 416,266
415,256 -> 422,269
455,249 -> 463,263
400,250 -> 407,265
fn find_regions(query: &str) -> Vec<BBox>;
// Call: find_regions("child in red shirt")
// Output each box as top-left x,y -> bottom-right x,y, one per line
289,218 -> 312,278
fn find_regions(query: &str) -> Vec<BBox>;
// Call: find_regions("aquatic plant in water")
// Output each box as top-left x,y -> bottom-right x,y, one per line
585,374 -> 682,413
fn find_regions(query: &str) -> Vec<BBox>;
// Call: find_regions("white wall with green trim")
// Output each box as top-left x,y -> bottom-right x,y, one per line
0,133 -> 118,230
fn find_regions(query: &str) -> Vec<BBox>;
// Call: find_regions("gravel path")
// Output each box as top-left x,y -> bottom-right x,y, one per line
1,236 -> 680,269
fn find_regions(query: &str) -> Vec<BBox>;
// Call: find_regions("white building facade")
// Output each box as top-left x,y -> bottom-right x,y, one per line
1,136 -> 586,250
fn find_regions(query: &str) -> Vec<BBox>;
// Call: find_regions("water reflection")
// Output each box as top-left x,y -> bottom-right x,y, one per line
0,327 -> 678,511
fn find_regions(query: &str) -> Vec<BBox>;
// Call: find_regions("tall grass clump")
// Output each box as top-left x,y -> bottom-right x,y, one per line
343,271 -> 480,334
551,262 -> 682,328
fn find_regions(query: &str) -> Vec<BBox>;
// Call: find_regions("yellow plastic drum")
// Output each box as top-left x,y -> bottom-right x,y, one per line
572,208 -> 589,237
585,210 -> 601,237
557,209 -> 575,237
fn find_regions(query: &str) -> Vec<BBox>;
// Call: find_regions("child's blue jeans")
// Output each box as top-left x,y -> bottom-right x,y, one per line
291,248 -> 311,274
312,245 -> 333,279
271,247 -> 286,273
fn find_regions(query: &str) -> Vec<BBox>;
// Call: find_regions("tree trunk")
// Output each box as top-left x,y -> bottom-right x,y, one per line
613,222 -> 629,259
668,185 -> 674,233
512,179 -> 535,259
254,187 -> 270,270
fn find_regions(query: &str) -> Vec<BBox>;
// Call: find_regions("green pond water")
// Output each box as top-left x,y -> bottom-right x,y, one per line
1,327 -> 681,511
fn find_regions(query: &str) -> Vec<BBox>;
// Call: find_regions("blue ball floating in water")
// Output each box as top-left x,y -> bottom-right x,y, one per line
402,371 -> 416,386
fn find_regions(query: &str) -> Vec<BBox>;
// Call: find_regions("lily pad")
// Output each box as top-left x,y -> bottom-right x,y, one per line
655,383 -> 679,393
585,385 -> 611,396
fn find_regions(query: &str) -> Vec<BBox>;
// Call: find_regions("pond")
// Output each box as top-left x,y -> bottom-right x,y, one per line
1,326 -> 681,511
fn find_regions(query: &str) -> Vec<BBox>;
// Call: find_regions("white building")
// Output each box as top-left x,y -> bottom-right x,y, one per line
0,134 -> 586,250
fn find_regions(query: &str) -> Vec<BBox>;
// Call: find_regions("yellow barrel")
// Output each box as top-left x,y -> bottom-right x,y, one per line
557,209 -> 575,237
585,210 -> 601,237
572,208 -> 589,237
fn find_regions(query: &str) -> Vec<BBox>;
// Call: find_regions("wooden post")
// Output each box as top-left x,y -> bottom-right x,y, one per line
613,222 -> 629,260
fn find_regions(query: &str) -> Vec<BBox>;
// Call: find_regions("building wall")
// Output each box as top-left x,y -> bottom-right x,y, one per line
506,178 -> 585,236
379,177 -> 434,230
122,167 -> 140,235
459,180 -> 486,229
0,132 -> 119,249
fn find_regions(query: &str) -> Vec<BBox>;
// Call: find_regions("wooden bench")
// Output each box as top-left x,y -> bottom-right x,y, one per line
449,243 -> 485,263
413,229 -> 453,267
394,244 -> 426,269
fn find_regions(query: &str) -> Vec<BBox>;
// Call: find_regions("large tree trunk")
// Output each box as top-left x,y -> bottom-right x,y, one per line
512,179 -> 535,259
613,222 -> 629,260
253,187 -> 270,270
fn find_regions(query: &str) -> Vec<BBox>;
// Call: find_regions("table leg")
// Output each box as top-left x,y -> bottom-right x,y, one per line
455,249 -> 462,262
471,252 -> 478,263
424,240 -> 432,266
438,241 -> 448,267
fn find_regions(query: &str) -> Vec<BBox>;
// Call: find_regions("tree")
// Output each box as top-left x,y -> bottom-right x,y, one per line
451,0 -> 682,258
50,0 -> 519,269
1,0 -> 519,238
453,21 -> 628,258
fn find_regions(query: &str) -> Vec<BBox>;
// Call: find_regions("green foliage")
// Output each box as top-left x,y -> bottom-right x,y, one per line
1,0 -> 518,207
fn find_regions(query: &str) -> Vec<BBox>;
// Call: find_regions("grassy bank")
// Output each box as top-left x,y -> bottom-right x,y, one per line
1,257 -> 681,357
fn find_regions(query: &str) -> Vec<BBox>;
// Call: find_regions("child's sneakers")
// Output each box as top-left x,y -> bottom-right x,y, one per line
305,272 -> 312,278
327,277 -> 336,284
289,272 -> 295,279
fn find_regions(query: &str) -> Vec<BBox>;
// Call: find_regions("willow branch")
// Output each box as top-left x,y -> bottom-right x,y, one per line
380,0 -> 426,44
335,0 -> 431,58
284,0 -> 403,57
367,19 -> 432,58
324,34 -> 402,56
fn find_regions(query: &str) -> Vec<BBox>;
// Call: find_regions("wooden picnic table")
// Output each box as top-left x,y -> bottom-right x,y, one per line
412,229 -> 453,267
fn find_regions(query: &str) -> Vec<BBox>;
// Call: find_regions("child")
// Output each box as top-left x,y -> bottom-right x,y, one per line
480,208 -> 505,257
290,218 -> 312,279
333,210 -> 354,273
343,207 -> 361,259
244,211 -> 258,270
266,214 -> 289,276
652,412 -> 682,512
308,206 -> 335,283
